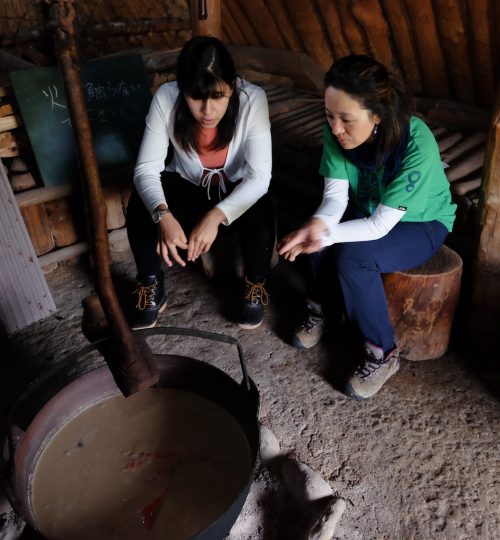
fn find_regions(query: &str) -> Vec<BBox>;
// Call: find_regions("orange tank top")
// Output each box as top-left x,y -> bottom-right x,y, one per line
194,125 -> 229,169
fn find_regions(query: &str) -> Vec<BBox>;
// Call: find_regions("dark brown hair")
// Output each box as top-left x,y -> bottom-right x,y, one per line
174,36 -> 239,152
324,55 -> 414,164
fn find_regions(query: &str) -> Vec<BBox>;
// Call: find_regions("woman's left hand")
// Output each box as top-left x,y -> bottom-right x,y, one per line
188,207 -> 226,261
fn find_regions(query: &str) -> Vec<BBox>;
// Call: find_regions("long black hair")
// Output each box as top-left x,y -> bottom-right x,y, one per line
174,36 -> 239,152
324,55 -> 414,167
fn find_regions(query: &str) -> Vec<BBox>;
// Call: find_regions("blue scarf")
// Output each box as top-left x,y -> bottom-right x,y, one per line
335,123 -> 410,186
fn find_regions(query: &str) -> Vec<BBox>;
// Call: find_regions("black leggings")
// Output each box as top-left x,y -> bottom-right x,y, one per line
126,172 -> 275,282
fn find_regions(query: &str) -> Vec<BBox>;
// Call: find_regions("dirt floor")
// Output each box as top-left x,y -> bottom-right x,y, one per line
0,241 -> 499,540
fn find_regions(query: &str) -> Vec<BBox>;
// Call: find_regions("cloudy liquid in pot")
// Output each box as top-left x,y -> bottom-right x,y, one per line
31,388 -> 253,539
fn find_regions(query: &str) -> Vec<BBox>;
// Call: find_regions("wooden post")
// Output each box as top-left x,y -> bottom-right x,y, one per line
190,0 -> 221,38
470,89 -> 500,349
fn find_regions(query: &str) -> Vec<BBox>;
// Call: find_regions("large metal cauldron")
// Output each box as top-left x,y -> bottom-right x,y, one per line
4,327 -> 260,540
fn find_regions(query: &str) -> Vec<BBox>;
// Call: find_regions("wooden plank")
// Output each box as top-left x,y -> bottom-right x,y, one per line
441,132 -> 487,163
0,48 -> 35,71
315,0 -> 351,60
351,0 -> 397,71
0,115 -> 21,132
336,1 -> 369,55
283,0 -> 333,70
38,228 -> 128,269
103,182 -> 126,230
45,197 -> 79,248
466,0 -> 495,107
228,46 -> 324,94
222,4 -> 248,45
380,0 -> 423,95
237,0 -> 287,50
445,147 -> 485,182
265,0 -> 303,51
15,182 -> 75,208
437,132 -> 463,154
0,160 -> 56,334
451,177 -> 481,196
10,172 -> 36,192
405,0 -> 450,98
0,103 -> 14,117
223,0 -> 261,44
20,203 -> 55,256
0,130 -> 19,158
432,0 -> 475,104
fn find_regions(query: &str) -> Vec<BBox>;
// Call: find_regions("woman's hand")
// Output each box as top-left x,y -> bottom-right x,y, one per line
187,207 -> 226,261
156,213 -> 189,267
277,218 -> 328,261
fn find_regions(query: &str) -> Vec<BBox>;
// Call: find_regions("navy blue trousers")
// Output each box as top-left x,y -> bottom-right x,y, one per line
307,214 -> 449,353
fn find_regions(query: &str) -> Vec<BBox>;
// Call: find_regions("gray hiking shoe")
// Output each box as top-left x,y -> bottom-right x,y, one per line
292,304 -> 326,349
345,342 -> 400,400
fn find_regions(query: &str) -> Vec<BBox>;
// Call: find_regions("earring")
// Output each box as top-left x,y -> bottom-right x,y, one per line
373,124 -> 379,136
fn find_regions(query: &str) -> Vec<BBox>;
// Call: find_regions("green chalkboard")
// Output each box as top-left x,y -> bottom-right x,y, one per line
9,55 -> 152,186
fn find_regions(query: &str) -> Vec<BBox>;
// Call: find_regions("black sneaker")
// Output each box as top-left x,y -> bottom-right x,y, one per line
238,277 -> 269,330
131,273 -> 167,330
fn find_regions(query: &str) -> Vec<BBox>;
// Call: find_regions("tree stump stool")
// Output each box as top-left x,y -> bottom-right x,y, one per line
382,244 -> 463,361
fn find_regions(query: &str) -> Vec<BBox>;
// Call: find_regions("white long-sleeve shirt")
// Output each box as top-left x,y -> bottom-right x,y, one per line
133,80 -> 272,225
313,178 -> 406,246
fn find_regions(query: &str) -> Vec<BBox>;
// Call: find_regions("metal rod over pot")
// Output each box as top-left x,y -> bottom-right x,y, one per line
48,0 -> 158,396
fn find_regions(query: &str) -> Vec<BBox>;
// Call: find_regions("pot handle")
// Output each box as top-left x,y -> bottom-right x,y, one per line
136,327 -> 253,392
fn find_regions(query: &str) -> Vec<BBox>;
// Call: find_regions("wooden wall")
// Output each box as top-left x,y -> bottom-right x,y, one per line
221,0 -> 499,109
0,1 -> 498,108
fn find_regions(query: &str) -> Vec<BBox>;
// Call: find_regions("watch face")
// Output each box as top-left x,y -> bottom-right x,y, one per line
153,210 -> 168,223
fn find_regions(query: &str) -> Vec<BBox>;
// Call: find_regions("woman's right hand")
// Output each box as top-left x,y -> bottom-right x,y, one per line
277,218 -> 328,261
156,214 -> 189,267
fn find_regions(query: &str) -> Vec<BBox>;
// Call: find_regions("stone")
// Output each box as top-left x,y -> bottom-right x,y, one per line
259,424 -> 281,463
281,459 -> 333,505
304,497 -> 346,540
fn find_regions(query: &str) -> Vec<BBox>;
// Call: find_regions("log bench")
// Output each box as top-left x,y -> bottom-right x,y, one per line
383,244 -> 463,361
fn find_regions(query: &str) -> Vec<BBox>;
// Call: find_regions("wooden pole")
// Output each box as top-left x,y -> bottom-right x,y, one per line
470,88 -> 500,350
49,0 -> 158,396
190,0 -> 221,38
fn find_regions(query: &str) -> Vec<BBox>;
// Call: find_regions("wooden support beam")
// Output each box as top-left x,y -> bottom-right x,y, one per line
470,89 -> 500,350
190,0 -> 221,38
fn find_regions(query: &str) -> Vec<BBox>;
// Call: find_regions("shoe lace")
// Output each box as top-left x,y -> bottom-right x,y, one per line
133,283 -> 157,311
355,349 -> 384,381
300,314 -> 323,333
244,278 -> 270,305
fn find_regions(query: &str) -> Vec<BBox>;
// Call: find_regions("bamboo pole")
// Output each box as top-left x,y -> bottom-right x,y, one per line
49,0 -> 158,396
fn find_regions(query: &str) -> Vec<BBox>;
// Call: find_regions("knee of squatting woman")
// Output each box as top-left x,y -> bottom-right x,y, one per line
126,36 -> 274,331
278,55 -> 456,400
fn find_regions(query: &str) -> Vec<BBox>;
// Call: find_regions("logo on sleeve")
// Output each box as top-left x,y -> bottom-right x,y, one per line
406,171 -> 421,192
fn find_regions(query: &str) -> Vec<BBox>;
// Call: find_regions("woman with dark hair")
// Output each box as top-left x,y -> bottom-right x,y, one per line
127,36 -> 274,330
278,55 -> 456,399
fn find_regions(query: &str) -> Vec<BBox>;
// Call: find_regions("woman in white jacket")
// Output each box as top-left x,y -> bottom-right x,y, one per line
127,36 -> 274,330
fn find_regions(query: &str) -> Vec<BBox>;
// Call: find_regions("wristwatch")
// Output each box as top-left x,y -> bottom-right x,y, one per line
152,208 -> 171,223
